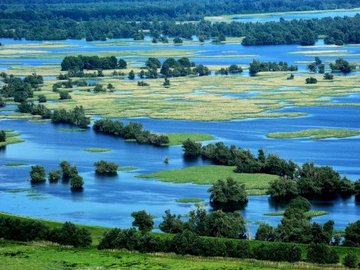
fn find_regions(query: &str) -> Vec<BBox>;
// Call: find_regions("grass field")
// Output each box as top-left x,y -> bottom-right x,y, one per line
264,210 -> 328,218
267,129 -> 360,139
0,131 -> 24,147
138,165 -> 278,195
166,133 -> 215,145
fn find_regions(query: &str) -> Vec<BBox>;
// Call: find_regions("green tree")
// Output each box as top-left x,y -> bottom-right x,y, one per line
131,210 -> 154,233
209,177 -> 248,206
255,223 -> 275,241
182,138 -> 202,157
159,210 -> 184,234
268,177 -> 299,200
94,160 -> 118,176
70,174 -> 84,191
128,70 -> 135,80
0,130 -> 6,142
307,243 -> 339,264
38,94 -> 47,103
30,165 -> 46,184
343,252 -> 358,268
344,220 -> 360,246
48,170 -> 61,183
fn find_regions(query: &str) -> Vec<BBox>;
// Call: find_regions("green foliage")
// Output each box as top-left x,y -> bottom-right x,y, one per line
38,94 -> 47,103
59,91 -> 71,100
60,161 -> 78,180
131,210 -> 154,233
253,242 -> 302,262
30,165 -> 46,184
61,55 -> 123,71
305,77 -> 317,84
159,210 -> 184,234
287,196 -> 311,212
323,72 -> 334,80
70,174 -> 84,191
48,170 -> 61,183
48,222 -> 92,247
94,160 -> 118,176
209,177 -> 248,207
330,58 -> 356,73
0,130 -> 6,142
52,106 -> 90,128
343,252 -> 358,268
255,223 -> 275,241
0,97 -> 5,107
268,177 -> 298,199
307,243 -> 339,264
249,60 -> 297,75
128,70 -> 135,80
182,138 -> 202,157
93,119 -> 169,146
344,220 -> 360,247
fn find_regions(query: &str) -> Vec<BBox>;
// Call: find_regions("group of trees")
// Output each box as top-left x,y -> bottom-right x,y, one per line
61,56 -> 127,71
183,140 -> 297,178
0,73 -> 43,102
182,140 -> 360,199
94,160 -> 118,176
249,60 -> 298,75
216,65 -> 243,75
29,161 -> 84,191
98,207 -> 359,265
18,103 -> 90,128
0,216 -> 91,247
136,57 -> 211,79
93,119 -> 169,146
268,162 -> 360,199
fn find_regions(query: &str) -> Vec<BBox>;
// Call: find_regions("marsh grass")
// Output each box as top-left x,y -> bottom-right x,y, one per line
267,129 -> 360,139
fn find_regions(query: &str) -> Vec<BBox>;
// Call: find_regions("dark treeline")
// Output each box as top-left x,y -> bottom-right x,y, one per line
0,216 -> 91,247
1,12 -> 360,46
249,60 -> 298,75
1,0 -> 359,21
93,119 -> 169,146
61,56 -> 127,71
182,140 -> 360,199
18,103 -> 90,128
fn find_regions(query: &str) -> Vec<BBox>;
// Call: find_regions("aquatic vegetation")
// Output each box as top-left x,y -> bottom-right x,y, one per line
267,128 -> 360,139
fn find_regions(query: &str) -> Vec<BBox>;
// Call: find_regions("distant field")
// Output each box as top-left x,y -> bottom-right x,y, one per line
267,128 -> 360,139
166,133 -> 215,145
138,165 -> 278,195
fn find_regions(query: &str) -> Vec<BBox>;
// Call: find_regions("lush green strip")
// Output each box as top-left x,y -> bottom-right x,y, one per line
166,133 -> 214,146
264,210 -> 328,218
267,129 -> 360,139
3,162 -> 27,167
138,165 -> 278,195
117,166 -> 138,172
175,198 -> 204,203
83,148 -> 112,153
0,131 -> 24,147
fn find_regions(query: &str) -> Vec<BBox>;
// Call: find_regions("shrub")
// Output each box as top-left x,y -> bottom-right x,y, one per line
48,222 -> 92,247
343,252 -> 358,268
344,220 -> 360,246
70,174 -> 84,191
30,165 -> 46,184
94,160 -> 118,176
131,210 -> 154,233
253,242 -> 302,262
306,243 -> 339,264
48,170 -> 61,183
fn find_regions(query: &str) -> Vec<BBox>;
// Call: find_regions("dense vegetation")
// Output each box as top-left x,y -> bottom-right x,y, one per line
249,60 -> 297,75
2,0 -> 359,21
0,216 -> 91,247
1,2 -> 360,46
182,140 -> 360,199
93,119 -> 169,146
94,160 -> 118,176
61,56 -> 127,71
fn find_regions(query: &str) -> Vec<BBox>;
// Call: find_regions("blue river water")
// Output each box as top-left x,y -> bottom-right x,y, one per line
0,33 -> 359,233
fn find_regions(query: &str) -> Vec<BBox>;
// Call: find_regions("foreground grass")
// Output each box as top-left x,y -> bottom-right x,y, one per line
166,133 -> 215,146
138,165 -> 278,195
1,240 -> 351,270
0,131 -> 24,147
264,210 -> 328,218
267,129 -> 360,139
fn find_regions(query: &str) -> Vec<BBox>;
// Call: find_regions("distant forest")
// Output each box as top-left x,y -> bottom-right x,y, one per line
0,0 -> 360,45
1,0 -> 360,20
